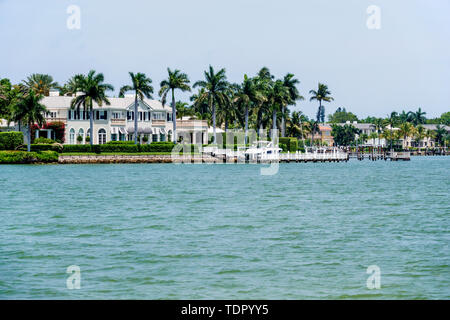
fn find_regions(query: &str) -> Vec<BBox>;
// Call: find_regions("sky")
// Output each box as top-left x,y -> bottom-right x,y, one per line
0,0 -> 449,119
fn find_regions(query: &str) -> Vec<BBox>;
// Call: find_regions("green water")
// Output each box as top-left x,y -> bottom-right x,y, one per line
0,157 -> 449,299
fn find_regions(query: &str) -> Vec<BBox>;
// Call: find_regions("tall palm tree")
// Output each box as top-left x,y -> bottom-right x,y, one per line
425,129 -> 436,148
218,83 -> 240,131
193,66 -> 229,144
70,70 -> 114,145
175,101 -> 194,119
12,90 -> 47,151
309,83 -> 333,123
58,75 -> 84,96
268,80 -> 290,136
386,111 -> 398,150
435,125 -> 447,147
369,132 -> 378,146
234,75 -> 265,144
414,125 -> 426,149
306,120 -> 320,146
23,74 -> 59,96
398,122 -> 415,149
408,108 -> 427,126
281,73 -> 304,137
159,68 -> 191,144
120,72 -> 153,144
254,67 -> 274,135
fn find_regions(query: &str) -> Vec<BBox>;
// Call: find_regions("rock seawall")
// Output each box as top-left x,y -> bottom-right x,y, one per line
58,154 -> 221,164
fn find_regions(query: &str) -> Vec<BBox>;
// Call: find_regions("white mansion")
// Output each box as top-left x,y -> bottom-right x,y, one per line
13,92 -> 209,145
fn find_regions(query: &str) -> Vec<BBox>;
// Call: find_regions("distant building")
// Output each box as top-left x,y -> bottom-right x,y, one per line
313,125 -> 334,146
3,93 -> 205,145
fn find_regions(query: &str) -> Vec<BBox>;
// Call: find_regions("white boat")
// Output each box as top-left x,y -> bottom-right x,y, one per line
244,141 -> 282,161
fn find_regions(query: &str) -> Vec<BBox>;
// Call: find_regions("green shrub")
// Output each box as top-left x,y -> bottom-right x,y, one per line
0,151 -> 58,163
279,143 -> 288,152
0,131 -> 24,150
106,141 -> 135,145
146,142 -> 176,153
99,144 -> 139,153
279,137 -> 298,152
34,137 -> 55,144
30,144 -> 62,152
62,144 -> 92,153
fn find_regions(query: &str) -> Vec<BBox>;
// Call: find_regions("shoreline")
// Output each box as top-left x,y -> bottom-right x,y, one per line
0,153 -> 447,165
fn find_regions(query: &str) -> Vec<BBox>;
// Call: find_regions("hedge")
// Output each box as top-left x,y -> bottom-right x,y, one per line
0,151 -> 58,164
62,145 -> 92,153
279,137 -> 298,152
0,131 -> 24,150
34,137 -> 55,144
140,142 -> 176,153
106,141 -> 135,145
99,144 -> 139,153
29,143 -> 63,152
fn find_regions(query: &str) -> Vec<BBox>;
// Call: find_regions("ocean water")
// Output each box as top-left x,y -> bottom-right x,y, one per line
0,157 -> 449,299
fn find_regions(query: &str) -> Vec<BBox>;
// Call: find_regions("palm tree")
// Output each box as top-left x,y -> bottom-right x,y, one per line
234,75 -> 265,144
425,129 -> 436,148
307,120 -> 320,146
369,132 -> 378,146
120,72 -> 153,144
398,122 -> 415,149
12,90 -> 47,151
435,125 -> 447,147
386,111 -> 398,150
193,66 -> 229,144
70,70 -> 114,145
23,74 -> 59,96
58,75 -> 84,96
309,83 -> 333,123
281,73 -> 304,137
409,108 -> 427,126
175,101 -> 194,119
218,83 -> 240,131
268,80 -> 290,136
159,68 -> 191,144
414,125 -> 426,149
254,67 -> 274,135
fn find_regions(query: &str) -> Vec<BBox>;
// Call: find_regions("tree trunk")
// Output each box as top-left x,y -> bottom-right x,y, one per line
134,94 -> 138,144
281,105 -> 286,137
245,105 -> 249,145
172,88 -> 177,144
212,98 -> 216,145
272,108 -> 277,137
89,107 -> 94,146
27,122 -> 31,152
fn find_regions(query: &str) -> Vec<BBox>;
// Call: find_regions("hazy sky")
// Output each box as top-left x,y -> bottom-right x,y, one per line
0,0 -> 449,119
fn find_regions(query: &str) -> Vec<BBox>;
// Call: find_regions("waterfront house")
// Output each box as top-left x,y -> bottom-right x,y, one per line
10,92 -> 208,145
312,125 -> 334,146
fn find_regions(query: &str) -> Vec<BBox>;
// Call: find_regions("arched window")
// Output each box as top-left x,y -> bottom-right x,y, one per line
69,128 -> 75,144
98,128 -> 106,145
78,128 -> 84,144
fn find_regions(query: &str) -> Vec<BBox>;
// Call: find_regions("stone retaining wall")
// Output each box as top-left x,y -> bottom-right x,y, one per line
58,155 -> 221,164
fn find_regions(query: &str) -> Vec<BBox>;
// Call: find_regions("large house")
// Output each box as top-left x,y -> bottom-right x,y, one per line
5,92 -> 208,145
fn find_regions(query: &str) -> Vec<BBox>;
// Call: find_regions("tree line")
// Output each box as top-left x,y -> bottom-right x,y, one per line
1,68 -> 449,150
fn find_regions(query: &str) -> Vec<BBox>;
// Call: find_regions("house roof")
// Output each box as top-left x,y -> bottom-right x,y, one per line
319,125 -> 332,131
334,123 -> 375,130
41,96 -> 171,111
420,124 -> 450,132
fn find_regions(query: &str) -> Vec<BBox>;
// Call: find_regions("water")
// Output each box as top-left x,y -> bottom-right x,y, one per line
0,157 -> 449,299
